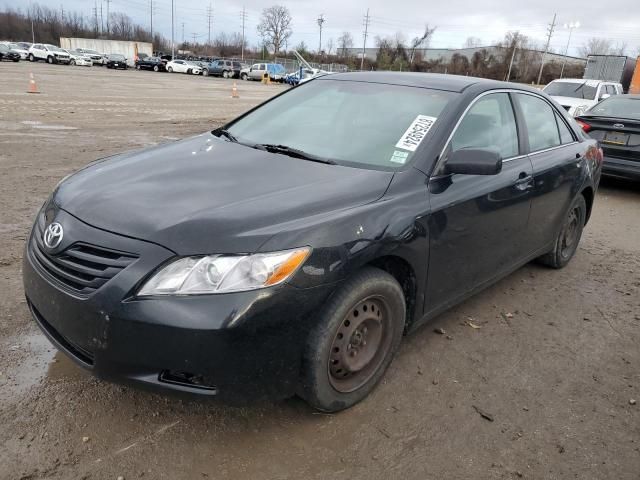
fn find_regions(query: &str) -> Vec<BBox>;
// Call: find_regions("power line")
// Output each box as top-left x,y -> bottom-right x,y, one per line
537,13 -> 557,85
361,8 -> 370,71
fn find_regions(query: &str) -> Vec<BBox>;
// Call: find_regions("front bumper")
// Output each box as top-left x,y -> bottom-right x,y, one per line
23,210 -> 335,402
602,155 -> 640,181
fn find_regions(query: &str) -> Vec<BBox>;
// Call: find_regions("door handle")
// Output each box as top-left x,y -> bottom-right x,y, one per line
515,172 -> 533,191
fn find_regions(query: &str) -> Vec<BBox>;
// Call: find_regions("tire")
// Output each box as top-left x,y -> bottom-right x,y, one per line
537,194 -> 587,269
153,65 -> 159,72
13,58 -> 20,62
28,53 -> 34,62
70,59 -> 76,66
47,56 -> 54,64
299,267 -> 406,412
202,68 -> 209,76
135,64 -> 141,70
241,73 -> 248,81
167,66 -> 173,73
222,70 -> 230,79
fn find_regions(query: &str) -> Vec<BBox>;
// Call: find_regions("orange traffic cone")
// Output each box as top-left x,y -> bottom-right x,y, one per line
27,73 -> 40,94
231,82 -> 239,98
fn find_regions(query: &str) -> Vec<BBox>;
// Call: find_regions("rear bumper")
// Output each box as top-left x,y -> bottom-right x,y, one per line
602,156 -> 640,181
23,213 -> 336,403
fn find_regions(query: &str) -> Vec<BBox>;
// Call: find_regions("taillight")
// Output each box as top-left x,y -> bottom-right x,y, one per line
576,120 -> 591,132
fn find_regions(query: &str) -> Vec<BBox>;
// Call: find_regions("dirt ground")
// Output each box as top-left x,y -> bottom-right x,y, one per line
1,62 -> 639,480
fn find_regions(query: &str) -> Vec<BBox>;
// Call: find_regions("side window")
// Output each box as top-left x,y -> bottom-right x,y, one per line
516,94 -> 560,152
260,63 -> 266,70
606,85 -> 617,95
252,64 -> 259,70
449,93 -> 519,160
555,113 -> 575,145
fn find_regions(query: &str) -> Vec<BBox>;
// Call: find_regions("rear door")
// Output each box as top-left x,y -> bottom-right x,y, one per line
513,92 -> 584,253
426,92 -> 534,311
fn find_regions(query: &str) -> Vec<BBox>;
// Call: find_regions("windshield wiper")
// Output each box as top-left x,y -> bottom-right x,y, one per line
255,144 -> 337,165
217,129 -> 238,143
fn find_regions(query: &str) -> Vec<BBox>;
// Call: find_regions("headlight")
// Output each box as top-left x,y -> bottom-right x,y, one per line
573,105 -> 589,117
137,247 -> 310,296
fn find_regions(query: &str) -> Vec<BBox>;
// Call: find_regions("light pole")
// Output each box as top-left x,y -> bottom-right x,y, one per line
560,21 -> 580,79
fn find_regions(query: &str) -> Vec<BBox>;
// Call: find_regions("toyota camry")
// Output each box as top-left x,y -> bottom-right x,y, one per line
23,73 -> 602,412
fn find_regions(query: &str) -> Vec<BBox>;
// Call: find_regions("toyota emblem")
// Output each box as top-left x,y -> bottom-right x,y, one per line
43,222 -> 64,249
613,123 -> 625,129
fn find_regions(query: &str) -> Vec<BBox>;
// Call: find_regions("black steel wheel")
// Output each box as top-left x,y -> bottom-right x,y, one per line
299,267 -> 405,412
537,194 -> 587,269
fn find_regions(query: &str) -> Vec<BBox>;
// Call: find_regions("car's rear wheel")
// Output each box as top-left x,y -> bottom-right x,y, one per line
153,65 -> 159,72
537,194 -> 587,269
299,267 -> 405,412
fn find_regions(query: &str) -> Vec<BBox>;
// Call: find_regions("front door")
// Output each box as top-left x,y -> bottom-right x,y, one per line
426,92 -> 534,313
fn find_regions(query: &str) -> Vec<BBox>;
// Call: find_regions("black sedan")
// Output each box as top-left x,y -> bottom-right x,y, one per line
105,54 -> 128,69
0,43 -> 21,62
576,95 -> 640,181
135,56 -> 165,72
23,73 -> 602,412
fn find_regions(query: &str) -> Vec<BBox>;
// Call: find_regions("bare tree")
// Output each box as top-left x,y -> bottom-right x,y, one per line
326,38 -> 335,56
611,42 -> 628,56
463,36 -> 482,48
409,24 -> 436,64
337,31 -> 353,56
578,38 -> 613,57
257,5 -> 293,56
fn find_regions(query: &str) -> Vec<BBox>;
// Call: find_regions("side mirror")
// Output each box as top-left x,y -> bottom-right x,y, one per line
599,93 -> 610,101
445,148 -> 502,175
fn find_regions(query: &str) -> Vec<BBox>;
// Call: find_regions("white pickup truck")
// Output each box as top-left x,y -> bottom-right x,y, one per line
543,78 -> 623,117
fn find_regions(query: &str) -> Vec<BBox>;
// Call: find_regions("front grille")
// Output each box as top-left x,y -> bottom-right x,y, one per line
30,223 -> 138,296
28,301 -> 94,366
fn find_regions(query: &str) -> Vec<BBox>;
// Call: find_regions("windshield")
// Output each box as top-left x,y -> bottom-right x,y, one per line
9,43 -> 21,49
110,54 -> 125,60
225,79 -> 455,170
544,81 -> 597,100
46,45 -> 65,52
586,97 -> 640,120
86,49 -> 99,54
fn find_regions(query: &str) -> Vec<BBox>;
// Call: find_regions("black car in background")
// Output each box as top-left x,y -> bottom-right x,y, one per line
105,54 -> 128,70
576,95 -> 640,181
23,73 -> 602,412
135,56 -> 165,72
0,44 -> 21,62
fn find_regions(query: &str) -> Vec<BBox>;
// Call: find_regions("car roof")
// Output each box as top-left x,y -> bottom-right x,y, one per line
317,72 -> 535,93
550,78 -> 621,85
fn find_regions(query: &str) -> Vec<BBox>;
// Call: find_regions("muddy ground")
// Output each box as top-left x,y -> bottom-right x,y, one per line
1,62 -> 639,480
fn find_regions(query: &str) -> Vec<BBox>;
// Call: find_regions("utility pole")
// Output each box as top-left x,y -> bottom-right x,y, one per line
171,0 -> 175,59
506,35 -> 519,82
60,4 -> 64,20
560,21 -> 580,79
361,8 -> 370,71
93,1 -> 99,36
317,14 -> 325,54
105,0 -> 111,36
206,2 -> 213,45
181,22 -> 185,43
537,13 -> 557,86
240,6 -> 247,61
100,1 -> 103,35
150,0 -> 153,42
192,33 -> 199,46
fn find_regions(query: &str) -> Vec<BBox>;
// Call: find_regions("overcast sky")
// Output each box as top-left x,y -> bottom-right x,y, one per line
3,0 -> 640,56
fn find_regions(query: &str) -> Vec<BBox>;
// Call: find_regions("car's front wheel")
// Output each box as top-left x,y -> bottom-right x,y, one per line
241,73 -> 248,81
70,59 -> 76,66
223,70 -> 230,78
153,65 -> 159,72
47,56 -> 54,64
167,66 -> 173,73
537,194 -> 587,269
28,53 -> 35,62
299,267 -> 405,412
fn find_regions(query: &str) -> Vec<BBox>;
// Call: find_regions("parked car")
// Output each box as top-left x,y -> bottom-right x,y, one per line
74,48 -> 105,65
135,56 -> 165,72
28,44 -> 71,64
64,49 -> 93,67
105,54 -> 128,69
543,79 -> 623,117
23,72 -> 602,413
246,62 -> 286,82
166,59 -> 202,75
576,94 -> 640,181
0,43 -> 21,62
2,42 -> 29,59
203,59 -> 242,78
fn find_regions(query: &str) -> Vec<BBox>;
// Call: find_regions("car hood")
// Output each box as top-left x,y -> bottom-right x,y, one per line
548,96 -> 596,108
54,133 -> 394,254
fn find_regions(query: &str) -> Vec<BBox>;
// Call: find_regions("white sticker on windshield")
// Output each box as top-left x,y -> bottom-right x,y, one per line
389,150 -> 409,164
395,115 -> 437,152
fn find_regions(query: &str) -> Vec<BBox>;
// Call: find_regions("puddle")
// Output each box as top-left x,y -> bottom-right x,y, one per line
0,331 -> 86,403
